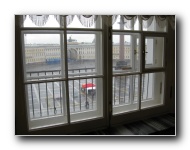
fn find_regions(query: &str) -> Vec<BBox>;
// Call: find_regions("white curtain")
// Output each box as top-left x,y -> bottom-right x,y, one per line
54,15 -> 74,27
23,15 -> 175,30
138,15 -> 154,28
155,15 -> 167,28
77,15 -> 98,27
122,15 -> 137,29
112,15 -> 118,25
29,15 -> 49,26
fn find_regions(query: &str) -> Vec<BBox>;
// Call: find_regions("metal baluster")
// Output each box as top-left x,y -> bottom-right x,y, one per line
124,76 -> 126,103
146,74 -> 149,99
73,80 -> 75,112
119,76 -> 121,104
46,82 -> 49,116
52,82 -> 56,115
113,77 -> 116,105
85,78 -> 89,109
133,75 -> 136,103
79,79 -> 81,111
142,74 -> 145,100
38,83 -> 42,117
92,78 -> 93,109
129,80 -> 130,102
30,84 -> 35,118
59,81 -> 62,114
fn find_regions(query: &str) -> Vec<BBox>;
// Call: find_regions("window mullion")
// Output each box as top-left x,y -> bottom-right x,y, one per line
63,16 -> 71,124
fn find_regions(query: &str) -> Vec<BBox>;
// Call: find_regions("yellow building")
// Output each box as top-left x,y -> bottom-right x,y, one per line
24,43 -> 135,64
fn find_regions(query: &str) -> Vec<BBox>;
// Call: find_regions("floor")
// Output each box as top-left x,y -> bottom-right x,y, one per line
81,113 -> 175,135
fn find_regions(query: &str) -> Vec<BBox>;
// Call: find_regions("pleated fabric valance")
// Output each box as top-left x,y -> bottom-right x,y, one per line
22,15 -> 175,30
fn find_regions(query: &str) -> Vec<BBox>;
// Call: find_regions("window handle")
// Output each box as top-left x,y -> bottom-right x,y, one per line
143,51 -> 148,54
134,49 -> 137,54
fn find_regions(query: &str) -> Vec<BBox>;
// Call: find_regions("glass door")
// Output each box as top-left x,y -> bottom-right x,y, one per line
17,15 -> 171,134
141,34 -> 166,109
110,16 -> 168,126
21,15 -> 107,133
112,33 -> 141,114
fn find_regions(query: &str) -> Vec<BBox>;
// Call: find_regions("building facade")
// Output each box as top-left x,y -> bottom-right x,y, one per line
24,40 -> 138,64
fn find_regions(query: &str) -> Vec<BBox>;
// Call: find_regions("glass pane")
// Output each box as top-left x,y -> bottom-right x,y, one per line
143,16 -> 167,32
145,37 -> 164,69
69,78 -> 103,122
23,15 -> 60,28
141,72 -> 164,109
67,15 -> 102,29
23,33 -> 65,81
112,15 -> 140,30
26,81 -> 67,129
67,32 -> 102,78
113,34 -> 140,74
113,75 -> 139,114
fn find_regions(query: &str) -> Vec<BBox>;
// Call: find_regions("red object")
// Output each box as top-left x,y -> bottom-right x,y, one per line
82,83 -> 96,88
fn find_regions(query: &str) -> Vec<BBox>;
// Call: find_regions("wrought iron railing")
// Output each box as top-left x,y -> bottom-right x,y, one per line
26,68 -> 151,119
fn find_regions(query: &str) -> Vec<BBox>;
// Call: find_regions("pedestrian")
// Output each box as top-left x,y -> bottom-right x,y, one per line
85,101 -> 89,109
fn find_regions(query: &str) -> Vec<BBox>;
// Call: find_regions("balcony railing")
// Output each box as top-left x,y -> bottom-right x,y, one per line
26,68 -> 152,119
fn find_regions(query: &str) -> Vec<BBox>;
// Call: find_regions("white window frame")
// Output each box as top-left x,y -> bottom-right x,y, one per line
16,15 -> 173,134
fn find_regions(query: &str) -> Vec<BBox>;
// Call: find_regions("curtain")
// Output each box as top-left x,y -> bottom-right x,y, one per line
138,15 -> 154,28
122,15 -> 137,29
29,15 -> 49,26
112,15 -> 118,25
155,15 -> 167,28
23,15 -> 175,30
54,15 -> 74,27
168,15 -> 175,30
77,15 -> 98,27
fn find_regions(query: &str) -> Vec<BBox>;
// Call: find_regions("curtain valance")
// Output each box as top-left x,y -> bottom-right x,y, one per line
29,15 -> 49,26
23,15 -> 175,30
77,15 -> 98,27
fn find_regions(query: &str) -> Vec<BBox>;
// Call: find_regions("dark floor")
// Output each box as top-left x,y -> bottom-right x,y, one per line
81,113 -> 175,135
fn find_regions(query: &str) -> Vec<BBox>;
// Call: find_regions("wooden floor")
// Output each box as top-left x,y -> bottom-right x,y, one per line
81,113 -> 175,135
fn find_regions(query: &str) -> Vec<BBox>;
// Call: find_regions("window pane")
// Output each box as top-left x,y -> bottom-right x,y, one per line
141,72 -> 164,109
26,81 -> 67,129
145,37 -> 164,69
113,75 -> 139,114
67,32 -> 102,78
23,33 -> 65,81
113,34 -> 140,74
69,78 -> 103,122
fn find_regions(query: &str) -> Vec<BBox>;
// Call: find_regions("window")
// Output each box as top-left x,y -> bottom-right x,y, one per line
16,15 -> 175,135
21,15 -> 104,130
